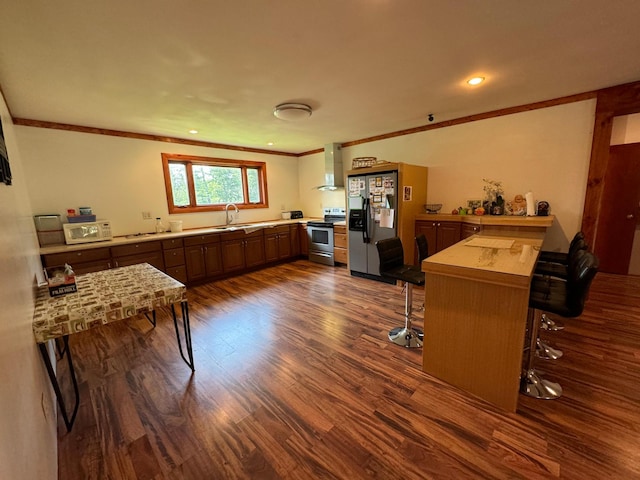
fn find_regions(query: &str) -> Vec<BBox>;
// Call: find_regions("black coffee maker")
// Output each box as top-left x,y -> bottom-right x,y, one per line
536,201 -> 550,216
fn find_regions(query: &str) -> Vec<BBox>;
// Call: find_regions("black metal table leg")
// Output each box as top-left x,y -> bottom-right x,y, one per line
39,336 -> 80,432
143,310 -> 157,327
171,301 -> 195,371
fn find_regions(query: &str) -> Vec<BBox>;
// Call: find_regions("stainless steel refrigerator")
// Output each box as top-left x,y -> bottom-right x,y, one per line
347,170 -> 398,282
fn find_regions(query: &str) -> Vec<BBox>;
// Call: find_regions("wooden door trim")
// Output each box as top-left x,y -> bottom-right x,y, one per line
582,80 -> 640,251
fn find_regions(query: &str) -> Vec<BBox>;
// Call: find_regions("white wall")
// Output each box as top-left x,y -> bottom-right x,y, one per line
297,149 -> 348,218
0,97 -> 57,478
300,100 -> 596,251
17,128 -> 302,236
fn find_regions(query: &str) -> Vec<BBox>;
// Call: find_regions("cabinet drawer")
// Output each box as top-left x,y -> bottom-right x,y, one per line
43,247 -> 111,267
334,233 -> 347,249
165,265 -> 187,283
184,233 -> 220,246
162,238 -> 184,250
334,225 -> 346,234
163,247 -> 186,267
334,247 -> 348,264
112,241 -> 161,257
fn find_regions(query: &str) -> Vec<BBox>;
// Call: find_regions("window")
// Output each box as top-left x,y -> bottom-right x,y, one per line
162,153 -> 268,214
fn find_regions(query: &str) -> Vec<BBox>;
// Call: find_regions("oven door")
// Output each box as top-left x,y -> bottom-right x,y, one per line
308,225 -> 335,266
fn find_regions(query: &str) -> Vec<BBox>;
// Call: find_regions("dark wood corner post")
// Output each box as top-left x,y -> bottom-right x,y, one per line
582,80 -> 640,250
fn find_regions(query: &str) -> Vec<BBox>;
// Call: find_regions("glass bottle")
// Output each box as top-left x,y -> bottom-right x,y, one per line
155,217 -> 165,233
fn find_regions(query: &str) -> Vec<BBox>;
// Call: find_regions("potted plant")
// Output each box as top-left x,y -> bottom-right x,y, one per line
482,179 -> 504,215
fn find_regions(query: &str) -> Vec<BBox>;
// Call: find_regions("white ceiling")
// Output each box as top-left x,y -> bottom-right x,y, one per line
1,1 -> 640,154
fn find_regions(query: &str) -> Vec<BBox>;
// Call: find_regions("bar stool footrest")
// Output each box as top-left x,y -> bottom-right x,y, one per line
520,369 -> 563,399
389,326 -> 423,348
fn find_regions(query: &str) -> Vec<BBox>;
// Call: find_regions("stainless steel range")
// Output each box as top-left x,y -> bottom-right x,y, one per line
307,207 -> 346,266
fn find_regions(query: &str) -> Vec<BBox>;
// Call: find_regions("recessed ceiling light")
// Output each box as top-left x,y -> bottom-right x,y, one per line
267,142 -> 274,146
188,129 -> 198,134
467,76 -> 485,86
273,103 -> 312,121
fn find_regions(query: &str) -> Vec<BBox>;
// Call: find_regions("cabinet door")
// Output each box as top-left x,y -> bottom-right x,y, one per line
264,232 -> 279,262
415,221 -> 438,257
113,251 -> 165,271
290,225 -> 300,256
461,224 -> 482,239
222,239 -> 245,273
278,230 -> 291,258
163,247 -> 185,268
43,247 -> 111,269
185,245 -> 206,281
165,265 -> 188,283
245,235 -> 266,267
69,260 -> 112,275
300,224 -> 308,255
437,222 -> 462,252
204,242 -> 223,277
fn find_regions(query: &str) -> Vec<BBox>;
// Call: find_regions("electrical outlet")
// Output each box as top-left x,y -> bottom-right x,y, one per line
142,211 -> 152,220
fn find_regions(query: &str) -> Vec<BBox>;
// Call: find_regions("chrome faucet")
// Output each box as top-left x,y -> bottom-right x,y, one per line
225,203 -> 239,225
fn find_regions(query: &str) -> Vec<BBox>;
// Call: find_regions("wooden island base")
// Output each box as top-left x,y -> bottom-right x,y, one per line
421,234 -> 545,412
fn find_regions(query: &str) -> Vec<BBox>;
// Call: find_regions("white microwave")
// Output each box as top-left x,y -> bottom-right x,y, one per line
63,221 -> 113,245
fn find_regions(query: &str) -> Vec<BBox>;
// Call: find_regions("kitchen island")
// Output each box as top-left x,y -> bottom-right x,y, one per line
421,233 -> 545,412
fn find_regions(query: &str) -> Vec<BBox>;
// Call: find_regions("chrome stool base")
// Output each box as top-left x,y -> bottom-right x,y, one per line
521,369 -> 563,400
540,313 -> 565,331
536,338 -> 563,360
389,326 -> 423,348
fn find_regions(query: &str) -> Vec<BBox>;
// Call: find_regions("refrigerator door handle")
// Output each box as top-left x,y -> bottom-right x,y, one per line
363,198 -> 370,244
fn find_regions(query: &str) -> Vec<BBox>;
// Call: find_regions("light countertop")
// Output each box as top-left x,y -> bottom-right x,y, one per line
40,217 -> 319,255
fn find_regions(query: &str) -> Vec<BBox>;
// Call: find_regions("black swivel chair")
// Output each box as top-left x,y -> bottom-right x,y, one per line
416,234 -> 429,264
538,231 -> 585,265
535,234 -> 589,334
521,250 -> 599,400
414,234 -> 429,312
376,237 -> 425,348
535,237 -> 588,280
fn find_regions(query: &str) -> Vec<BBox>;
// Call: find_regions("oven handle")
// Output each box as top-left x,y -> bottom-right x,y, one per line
363,197 -> 370,244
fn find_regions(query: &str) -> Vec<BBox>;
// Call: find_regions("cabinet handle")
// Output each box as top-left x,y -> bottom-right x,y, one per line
437,223 -> 441,227
108,262 -> 111,269
77,252 -> 82,256
204,246 -> 208,253
115,260 -> 119,267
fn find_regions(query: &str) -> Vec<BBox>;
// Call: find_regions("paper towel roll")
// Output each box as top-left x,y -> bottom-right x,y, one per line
525,191 -> 535,216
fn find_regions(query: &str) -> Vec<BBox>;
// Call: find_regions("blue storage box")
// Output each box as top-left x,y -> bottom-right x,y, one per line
67,214 -> 96,223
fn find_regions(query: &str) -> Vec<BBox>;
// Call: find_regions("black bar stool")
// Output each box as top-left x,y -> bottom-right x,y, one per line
533,236 -> 589,354
521,250 -> 599,399
376,237 -> 425,348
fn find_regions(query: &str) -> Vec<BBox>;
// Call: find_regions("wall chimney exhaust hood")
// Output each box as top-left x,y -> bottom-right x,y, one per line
317,143 -> 343,191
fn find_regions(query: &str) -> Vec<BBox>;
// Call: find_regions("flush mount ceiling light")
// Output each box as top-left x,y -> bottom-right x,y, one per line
273,103 -> 312,121
467,76 -> 485,86
188,129 -> 198,134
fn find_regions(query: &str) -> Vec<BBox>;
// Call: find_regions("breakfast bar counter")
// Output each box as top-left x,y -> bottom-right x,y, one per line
421,233 -> 545,412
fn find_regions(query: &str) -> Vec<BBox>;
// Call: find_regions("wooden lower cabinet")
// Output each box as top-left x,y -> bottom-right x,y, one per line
461,224 -> 482,239
333,225 -> 347,264
162,238 -> 187,283
415,220 -> 461,257
265,225 -> 292,262
222,230 -> 265,273
290,224 -> 301,257
111,241 -> 165,271
41,222 -> 303,286
300,223 -> 308,256
42,247 -> 112,275
184,234 -> 223,282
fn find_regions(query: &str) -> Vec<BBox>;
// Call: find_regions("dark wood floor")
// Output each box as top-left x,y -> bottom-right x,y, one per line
56,260 -> 640,479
